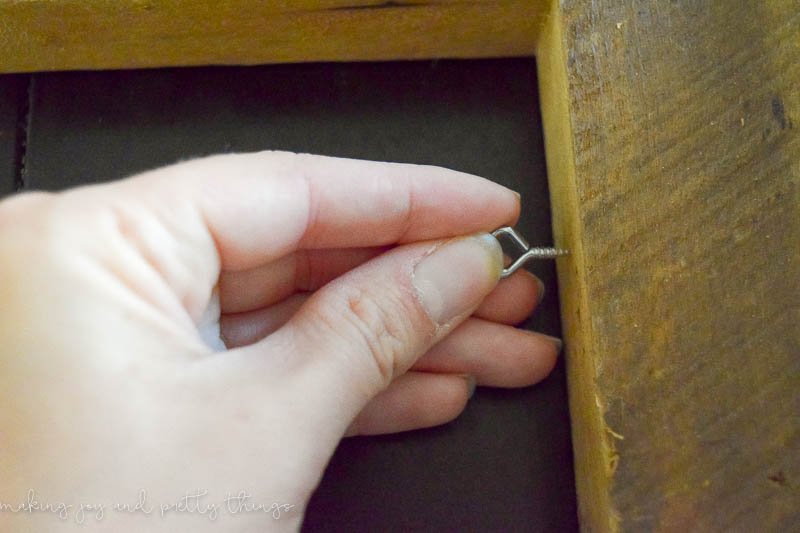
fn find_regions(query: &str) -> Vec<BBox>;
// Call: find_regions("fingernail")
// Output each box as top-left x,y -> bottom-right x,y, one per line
544,334 -> 563,355
512,190 -> 521,200
413,233 -> 503,325
464,375 -> 477,399
534,276 -> 546,306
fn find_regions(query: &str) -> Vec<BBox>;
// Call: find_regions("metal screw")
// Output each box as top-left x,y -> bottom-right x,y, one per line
491,226 -> 569,279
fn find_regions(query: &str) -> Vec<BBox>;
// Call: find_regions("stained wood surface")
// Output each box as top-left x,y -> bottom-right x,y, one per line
0,0 -> 545,73
538,0 -> 800,531
4,0 -> 798,530
20,59 -> 578,531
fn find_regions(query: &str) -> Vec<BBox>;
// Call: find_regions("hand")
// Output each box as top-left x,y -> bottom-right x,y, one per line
0,151 -> 561,531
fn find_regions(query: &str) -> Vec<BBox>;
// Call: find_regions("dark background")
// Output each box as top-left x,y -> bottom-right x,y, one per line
0,58 -> 578,531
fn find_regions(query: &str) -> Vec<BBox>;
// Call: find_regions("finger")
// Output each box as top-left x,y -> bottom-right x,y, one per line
220,293 -> 309,348
228,233 -> 504,436
218,269 -> 541,348
220,258 -> 541,333
410,317 -> 561,387
220,293 -> 554,382
345,371 -> 474,436
117,151 -> 519,271
92,151 -> 517,322
473,269 -> 544,325
219,247 -> 387,313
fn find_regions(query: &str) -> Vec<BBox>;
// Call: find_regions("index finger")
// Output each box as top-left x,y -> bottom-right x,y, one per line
116,150 -> 520,271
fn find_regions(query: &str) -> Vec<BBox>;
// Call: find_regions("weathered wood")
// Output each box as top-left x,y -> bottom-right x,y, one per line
538,0 -> 800,531
0,0 -> 545,73
5,0 -> 798,529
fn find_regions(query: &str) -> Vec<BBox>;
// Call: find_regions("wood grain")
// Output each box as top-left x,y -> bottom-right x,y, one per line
538,0 -> 800,531
4,0 -> 798,529
0,0 -> 546,73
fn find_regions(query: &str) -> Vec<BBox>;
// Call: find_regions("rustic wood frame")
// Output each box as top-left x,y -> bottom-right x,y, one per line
3,0 -> 797,530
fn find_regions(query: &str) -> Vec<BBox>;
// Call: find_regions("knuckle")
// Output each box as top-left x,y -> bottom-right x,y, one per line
334,287 -> 415,388
0,191 -> 54,231
0,193 -> 71,257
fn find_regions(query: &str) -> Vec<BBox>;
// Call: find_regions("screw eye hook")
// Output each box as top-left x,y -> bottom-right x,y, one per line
491,226 -> 569,279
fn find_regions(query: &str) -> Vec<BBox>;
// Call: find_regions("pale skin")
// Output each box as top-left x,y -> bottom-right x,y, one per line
0,151 -> 561,532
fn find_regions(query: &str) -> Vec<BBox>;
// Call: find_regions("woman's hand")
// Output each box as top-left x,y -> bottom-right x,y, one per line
0,151 -> 560,531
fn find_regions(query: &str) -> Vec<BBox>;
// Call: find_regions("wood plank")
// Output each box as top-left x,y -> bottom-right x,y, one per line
537,0 -> 800,531
0,0 -> 546,73
22,59 -> 579,531
0,75 -> 28,198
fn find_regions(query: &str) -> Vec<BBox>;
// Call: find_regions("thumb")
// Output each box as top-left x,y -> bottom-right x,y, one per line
248,232 -> 503,432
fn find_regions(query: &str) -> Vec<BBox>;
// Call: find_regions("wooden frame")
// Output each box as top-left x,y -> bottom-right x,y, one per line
3,0 -> 797,530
